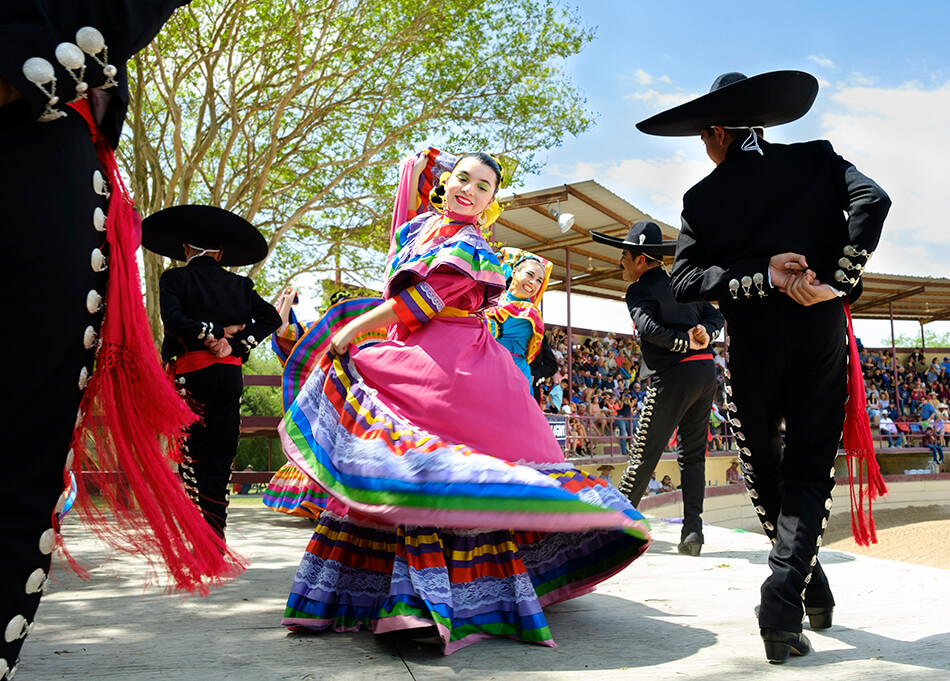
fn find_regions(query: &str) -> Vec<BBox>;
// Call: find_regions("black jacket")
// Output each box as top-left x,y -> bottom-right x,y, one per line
159,256 -> 281,363
627,267 -> 724,378
530,335 -> 558,380
671,139 -> 890,318
0,1 -> 190,148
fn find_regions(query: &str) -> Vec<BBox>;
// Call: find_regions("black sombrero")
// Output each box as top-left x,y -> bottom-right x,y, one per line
636,70 -> 819,137
141,205 -> 268,266
590,220 -> 676,257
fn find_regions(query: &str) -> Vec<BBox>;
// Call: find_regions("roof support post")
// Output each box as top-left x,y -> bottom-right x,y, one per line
565,247 -> 573,413
891,302 -> 901,415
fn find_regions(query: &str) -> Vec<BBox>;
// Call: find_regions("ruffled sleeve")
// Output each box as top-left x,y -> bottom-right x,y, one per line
391,270 -> 486,333
392,281 -> 445,332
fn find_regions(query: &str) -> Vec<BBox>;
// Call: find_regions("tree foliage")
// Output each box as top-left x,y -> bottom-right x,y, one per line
235,348 -> 284,471
892,328 -> 950,349
125,0 -> 595,339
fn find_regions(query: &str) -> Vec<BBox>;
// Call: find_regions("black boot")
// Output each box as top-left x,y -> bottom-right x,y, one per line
677,530 -> 703,556
760,628 -> 812,664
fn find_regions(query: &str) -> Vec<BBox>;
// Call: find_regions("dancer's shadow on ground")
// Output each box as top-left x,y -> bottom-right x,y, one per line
648,535 -> 857,567
394,593 -> 716,672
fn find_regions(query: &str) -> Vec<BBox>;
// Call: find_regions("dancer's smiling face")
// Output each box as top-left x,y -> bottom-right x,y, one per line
510,259 -> 545,299
444,157 -> 497,217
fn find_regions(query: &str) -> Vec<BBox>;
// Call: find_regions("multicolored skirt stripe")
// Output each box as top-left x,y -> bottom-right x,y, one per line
279,352 -> 651,652
280,297 -> 386,411
262,462 -> 327,518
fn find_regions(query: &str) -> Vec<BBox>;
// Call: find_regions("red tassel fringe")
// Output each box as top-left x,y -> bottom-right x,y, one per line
841,299 -> 888,546
56,99 -> 246,593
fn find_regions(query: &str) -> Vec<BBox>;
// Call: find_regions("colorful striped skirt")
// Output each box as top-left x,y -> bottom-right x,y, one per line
279,351 -> 651,653
262,462 -> 327,519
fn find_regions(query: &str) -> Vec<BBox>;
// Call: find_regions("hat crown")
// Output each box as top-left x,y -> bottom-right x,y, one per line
710,72 -> 747,92
624,220 -> 662,247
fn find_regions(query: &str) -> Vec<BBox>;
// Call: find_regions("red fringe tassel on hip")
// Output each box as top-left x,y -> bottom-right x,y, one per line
57,99 -> 246,593
842,299 -> 888,547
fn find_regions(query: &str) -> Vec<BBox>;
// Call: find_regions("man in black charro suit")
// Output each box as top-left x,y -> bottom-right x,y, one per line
143,205 -> 281,540
638,70 -> 890,664
591,220 -> 723,556
1,2 -> 199,674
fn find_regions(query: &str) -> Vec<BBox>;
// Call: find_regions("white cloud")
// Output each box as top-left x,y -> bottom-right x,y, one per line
633,68 -> 652,85
820,80 -> 950,277
808,55 -> 836,69
658,74 -> 672,84
623,89 -> 700,109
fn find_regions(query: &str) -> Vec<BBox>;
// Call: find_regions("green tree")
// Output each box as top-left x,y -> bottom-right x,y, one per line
892,328 -> 950,348
125,0 -> 595,339
235,348 -> 284,472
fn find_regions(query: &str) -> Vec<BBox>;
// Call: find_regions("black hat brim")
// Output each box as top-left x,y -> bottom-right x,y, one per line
636,70 -> 819,137
141,205 -> 268,266
590,230 -> 677,256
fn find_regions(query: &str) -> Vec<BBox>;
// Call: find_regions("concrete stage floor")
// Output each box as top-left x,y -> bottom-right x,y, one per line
20,503 -> 950,681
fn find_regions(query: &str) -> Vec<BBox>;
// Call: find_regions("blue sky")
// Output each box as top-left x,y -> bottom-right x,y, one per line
521,0 -> 950,345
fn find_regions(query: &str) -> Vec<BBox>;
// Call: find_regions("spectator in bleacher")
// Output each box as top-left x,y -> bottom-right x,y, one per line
713,347 -> 727,371
911,379 -> 927,413
907,348 -> 923,372
726,459 -> 744,485
932,408 -> 946,447
920,393 -> 938,425
549,379 -> 566,414
631,381 -> 647,406
922,427 -> 944,464
616,393 -> 636,456
879,390 -> 891,415
898,382 -> 912,414
866,390 -> 882,426
709,403 -> 725,450
588,397 -> 607,437
879,413 -> 902,448
926,359 -> 940,385
660,475 -> 676,493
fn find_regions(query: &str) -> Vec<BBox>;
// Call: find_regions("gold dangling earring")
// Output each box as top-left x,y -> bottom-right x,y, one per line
477,210 -> 487,226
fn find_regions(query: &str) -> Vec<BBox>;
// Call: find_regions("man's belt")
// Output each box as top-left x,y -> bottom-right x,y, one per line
679,353 -> 714,363
173,350 -> 242,375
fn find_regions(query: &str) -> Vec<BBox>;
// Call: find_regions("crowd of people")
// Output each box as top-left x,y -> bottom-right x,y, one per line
862,346 -> 949,461
535,326 -> 732,457
536,328 -> 949,467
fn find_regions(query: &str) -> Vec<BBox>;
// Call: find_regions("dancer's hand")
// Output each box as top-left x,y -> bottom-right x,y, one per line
785,276 -> 838,307
688,325 -> 710,350
222,323 -> 245,338
204,336 -> 233,357
328,328 -> 355,356
768,252 -> 813,291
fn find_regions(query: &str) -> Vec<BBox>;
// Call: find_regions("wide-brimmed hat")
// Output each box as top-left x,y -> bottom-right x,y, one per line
590,220 -> 676,257
636,70 -> 819,137
141,205 -> 269,266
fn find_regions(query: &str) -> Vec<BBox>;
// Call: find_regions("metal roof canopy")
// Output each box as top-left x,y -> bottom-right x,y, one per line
494,180 -> 950,324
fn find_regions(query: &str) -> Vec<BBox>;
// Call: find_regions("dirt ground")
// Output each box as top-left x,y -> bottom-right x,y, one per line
823,504 -> 950,570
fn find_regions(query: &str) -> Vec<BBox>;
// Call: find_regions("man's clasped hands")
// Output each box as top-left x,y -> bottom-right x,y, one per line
767,252 -> 839,306
204,324 -> 246,357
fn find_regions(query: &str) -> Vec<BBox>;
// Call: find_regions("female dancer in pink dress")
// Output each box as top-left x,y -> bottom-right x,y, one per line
279,151 -> 651,653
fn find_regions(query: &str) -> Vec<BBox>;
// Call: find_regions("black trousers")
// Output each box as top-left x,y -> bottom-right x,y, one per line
2,108 -> 108,668
725,299 -> 847,632
176,363 -> 244,540
619,359 -> 718,537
